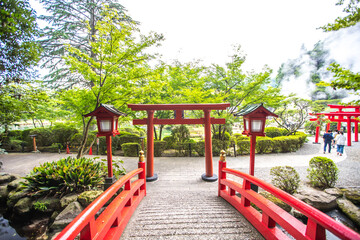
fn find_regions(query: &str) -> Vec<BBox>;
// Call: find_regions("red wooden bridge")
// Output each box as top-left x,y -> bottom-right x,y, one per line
54,151 -> 360,240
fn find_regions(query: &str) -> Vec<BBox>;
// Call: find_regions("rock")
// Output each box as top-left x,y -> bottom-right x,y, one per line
7,190 -> 28,208
13,197 -> 33,216
0,173 -> 17,184
33,197 -> 61,214
60,193 -> 79,209
50,201 -> 83,232
291,208 -> 307,222
260,192 -> 292,212
0,185 -> 9,204
50,211 -> 59,223
324,188 -> 343,198
77,190 -> 103,208
17,217 -> 50,239
293,186 -> 337,212
342,188 -> 360,205
337,198 -> 360,227
7,178 -> 26,191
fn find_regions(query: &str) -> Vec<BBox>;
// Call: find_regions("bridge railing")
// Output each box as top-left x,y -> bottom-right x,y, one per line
218,154 -> 360,240
55,156 -> 146,240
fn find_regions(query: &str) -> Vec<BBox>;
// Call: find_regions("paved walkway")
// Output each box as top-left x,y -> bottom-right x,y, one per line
0,137 -> 359,239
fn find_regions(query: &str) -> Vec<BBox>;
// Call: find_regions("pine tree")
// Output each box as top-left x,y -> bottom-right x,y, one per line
39,0 -> 130,88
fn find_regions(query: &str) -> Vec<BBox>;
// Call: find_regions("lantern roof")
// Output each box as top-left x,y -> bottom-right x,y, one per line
84,104 -> 127,117
234,103 -> 278,118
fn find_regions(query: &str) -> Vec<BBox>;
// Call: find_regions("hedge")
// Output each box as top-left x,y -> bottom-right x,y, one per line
154,141 -> 166,157
236,132 -> 307,154
118,132 -> 140,150
122,143 -> 140,157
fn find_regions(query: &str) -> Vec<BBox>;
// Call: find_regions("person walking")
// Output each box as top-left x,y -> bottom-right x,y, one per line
335,131 -> 346,156
323,130 -> 334,154
332,130 -> 339,148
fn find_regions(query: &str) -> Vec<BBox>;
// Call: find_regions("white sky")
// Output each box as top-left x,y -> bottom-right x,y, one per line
119,0 -> 346,71
31,0 -> 357,75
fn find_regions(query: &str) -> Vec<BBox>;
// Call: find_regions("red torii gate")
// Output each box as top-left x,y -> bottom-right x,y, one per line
310,105 -> 360,146
127,103 -> 230,182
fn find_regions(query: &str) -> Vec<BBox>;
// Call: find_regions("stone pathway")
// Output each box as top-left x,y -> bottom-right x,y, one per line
120,172 -> 263,240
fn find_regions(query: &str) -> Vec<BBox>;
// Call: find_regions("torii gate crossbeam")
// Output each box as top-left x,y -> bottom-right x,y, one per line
127,103 -> 230,182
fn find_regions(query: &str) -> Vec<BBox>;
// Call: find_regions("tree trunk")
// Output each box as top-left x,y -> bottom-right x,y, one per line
153,126 -> 158,140
159,125 -> 163,141
77,116 -> 94,158
221,125 -> 226,141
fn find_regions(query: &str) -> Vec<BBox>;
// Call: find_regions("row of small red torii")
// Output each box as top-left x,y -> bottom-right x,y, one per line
310,104 -> 360,146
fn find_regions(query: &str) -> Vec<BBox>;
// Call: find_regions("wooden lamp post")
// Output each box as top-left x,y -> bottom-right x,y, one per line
84,104 -> 126,190
235,103 -> 278,181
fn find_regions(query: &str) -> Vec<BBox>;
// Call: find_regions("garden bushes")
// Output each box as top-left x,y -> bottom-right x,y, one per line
270,166 -> 300,194
154,141 -> 166,157
122,143 -> 140,157
236,131 -> 307,154
307,156 -> 338,189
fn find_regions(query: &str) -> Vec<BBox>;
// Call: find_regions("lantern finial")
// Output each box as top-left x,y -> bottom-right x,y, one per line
220,150 -> 226,162
139,150 -> 145,162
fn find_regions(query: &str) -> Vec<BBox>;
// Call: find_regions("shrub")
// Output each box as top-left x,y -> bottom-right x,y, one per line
122,143 -> 140,157
212,131 -> 231,141
212,139 -> 230,156
307,156 -> 338,190
304,121 -> 317,135
7,130 -> 23,140
47,143 -> 63,153
279,128 -> 290,136
171,125 -> 190,143
237,139 -> 250,155
7,139 -> 24,152
100,158 -> 126,177
51,123 -> 79,147
28,128 -> 53,147
154,141 -> 167,157
265,127 -> 282,138
118,132 -> 140,150
270,166 -> 300,194
256,137 -> 273,154
193,141 -> 205,157
22,157 -> 104,197
163,136 -> 175,149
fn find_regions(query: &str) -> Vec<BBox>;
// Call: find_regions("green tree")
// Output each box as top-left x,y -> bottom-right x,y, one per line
320,0 -> 360,31
204,45 -> 284,139
0,0 -> 40,84
39,0 -> 129,88
319,0 -> 360,103
63,7 -> 163,157
274,97 -> 312,135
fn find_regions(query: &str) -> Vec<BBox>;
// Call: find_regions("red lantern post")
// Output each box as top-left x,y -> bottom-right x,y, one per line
235,104 -> 278,189
84,104 -> 126,190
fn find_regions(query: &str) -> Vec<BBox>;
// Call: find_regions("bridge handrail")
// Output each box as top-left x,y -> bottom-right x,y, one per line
55,160 -> 146,240
218,160 -> 360,240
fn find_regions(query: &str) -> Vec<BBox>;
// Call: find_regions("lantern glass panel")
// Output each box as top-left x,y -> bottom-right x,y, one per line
100,120 -> 112,132
245,119 -> 249,131
251,119 -> 263,132
113,119 -> 117,131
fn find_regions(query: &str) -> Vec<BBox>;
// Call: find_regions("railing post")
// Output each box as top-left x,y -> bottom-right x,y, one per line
306,218 -> 326,240
262,212 -> 276,229
80,218 -> 96,240
241,179 -> 251,207
125,180 -> 132,206
218,150 -> 226,196
138,150 -> 146,195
